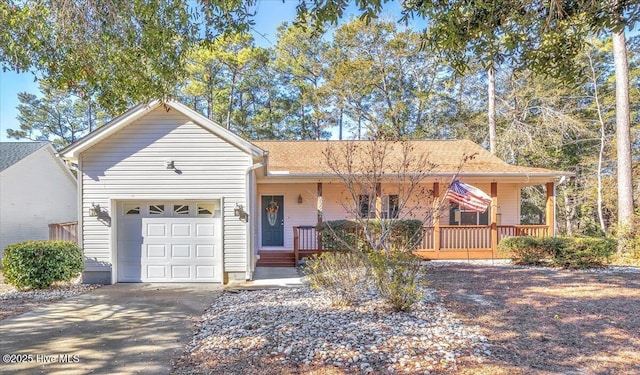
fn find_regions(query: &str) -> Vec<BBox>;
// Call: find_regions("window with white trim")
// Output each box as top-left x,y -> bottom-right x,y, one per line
124,204 -> 140,215
358,195 -> 374,218
381,195 -> 399,219
149,204 -> 165,216
173,204 -> 190,216
197,203 -> 214,217
449,203 -> 489,225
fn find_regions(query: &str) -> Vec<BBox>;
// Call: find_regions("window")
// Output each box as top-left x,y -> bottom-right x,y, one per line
197,203 -> 214,217
381,195 -> 399,219
173,204 -> 190,216
449,203 -> 489,225
124,204 -> 140,215
149,204 -> 165,215
358,195 -> 373,218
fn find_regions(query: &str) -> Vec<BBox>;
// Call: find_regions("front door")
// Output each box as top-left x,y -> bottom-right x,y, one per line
261,195 -> 284,246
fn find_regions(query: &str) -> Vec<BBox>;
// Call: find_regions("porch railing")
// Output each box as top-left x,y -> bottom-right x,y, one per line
293,224 -> 550,260
49,221 -> 78,243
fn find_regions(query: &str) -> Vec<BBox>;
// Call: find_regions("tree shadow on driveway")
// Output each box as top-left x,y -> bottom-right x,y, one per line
0,283 -> 221,375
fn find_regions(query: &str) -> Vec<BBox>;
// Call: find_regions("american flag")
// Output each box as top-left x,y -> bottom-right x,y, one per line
445,180 -> 492,213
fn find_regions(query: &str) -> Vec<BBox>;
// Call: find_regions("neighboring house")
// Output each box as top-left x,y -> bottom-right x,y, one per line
0,142 -> 77,256
60,101 -> 571,284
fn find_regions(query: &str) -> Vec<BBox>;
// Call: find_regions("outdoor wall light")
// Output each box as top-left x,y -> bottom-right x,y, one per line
89,203 -> 101,217
234,204 -> 249,222
298,194 -> 303,204
165,160 -> 175,169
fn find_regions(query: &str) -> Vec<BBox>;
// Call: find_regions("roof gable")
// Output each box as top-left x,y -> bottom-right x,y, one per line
60,100 -> 265,161
0,142 -> 49,172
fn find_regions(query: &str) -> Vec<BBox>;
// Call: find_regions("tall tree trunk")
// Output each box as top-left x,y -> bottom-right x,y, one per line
338,107 -> 343,140
612,29 -> 634,248
587,51 -> 608,234
488,65 -> 497,154
226,72 -> 237,129
563,189 -> 574,236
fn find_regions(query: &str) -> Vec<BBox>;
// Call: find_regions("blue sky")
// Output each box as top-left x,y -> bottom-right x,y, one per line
0,1 -> 410,142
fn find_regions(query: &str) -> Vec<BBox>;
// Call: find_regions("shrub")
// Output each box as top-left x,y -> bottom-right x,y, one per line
302,251 -> 370,306
551,237 -> 616,269
316,220 -> 361,251
317,219 -> 423,252
616,214 -> 640,258
498,236 -> 551,265
499,236 -> 615,269
367,251 -> 424,312
2,241 -> 84,289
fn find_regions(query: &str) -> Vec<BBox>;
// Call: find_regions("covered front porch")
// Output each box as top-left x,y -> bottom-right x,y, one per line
256,181 -> 557,266
288,223 -> 550,264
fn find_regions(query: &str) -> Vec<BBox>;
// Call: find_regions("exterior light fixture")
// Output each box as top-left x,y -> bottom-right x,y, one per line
165,160 -> 175,169
298,194 -> 303,204
234,204 -> 249,222
89,203 -> 101,217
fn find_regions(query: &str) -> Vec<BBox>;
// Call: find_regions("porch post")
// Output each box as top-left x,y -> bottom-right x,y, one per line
491,182 -> 498,257
375,182 -> 382,218
317,182 -> 323,253
545,182 -> 555,237
433,182 -> 441,254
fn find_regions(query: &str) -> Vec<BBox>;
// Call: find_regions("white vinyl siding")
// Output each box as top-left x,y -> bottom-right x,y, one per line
0,146 -> 77,253
80,107 -> 251,272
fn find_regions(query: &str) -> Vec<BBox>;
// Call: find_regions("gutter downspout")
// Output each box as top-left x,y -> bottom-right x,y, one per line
245,154 -> 267,280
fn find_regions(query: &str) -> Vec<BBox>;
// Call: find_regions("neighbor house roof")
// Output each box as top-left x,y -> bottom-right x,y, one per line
251,139 -> 571,179
59,100 -> 265,161
0,141 -> 49,172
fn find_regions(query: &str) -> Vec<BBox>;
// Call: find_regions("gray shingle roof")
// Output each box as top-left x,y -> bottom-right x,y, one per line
0,142 -> 50,172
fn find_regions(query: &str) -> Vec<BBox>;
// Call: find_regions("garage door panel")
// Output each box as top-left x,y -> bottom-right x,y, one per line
147,265 -> 167,279
196,223 -> 215,237
146,244 -> 167,259
196,244 -> 215,258
171,223 -> 191,237
171,265 -> 192,279
146,223 -> 167,237
172,244 -> 191,258
196,266 -> 215,279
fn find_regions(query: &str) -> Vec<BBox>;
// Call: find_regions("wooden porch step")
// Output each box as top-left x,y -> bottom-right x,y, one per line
257,251 -> 296,267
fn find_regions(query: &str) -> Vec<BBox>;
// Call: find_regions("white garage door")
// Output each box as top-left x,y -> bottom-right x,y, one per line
117,201 -> 222,283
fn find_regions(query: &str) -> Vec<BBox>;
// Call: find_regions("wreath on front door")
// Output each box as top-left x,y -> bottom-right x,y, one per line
266,199 -> 279,226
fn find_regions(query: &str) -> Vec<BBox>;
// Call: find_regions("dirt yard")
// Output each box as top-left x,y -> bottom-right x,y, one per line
427,263 -> 640,375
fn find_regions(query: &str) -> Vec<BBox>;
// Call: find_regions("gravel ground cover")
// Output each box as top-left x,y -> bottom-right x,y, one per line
174,261 -> 640,374
173,283 -> 490,374
0,272 -> 101,320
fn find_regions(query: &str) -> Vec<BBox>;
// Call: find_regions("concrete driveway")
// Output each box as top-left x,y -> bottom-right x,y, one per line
0,283 -> 221,374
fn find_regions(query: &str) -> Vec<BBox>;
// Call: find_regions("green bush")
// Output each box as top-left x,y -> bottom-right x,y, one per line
368,251 -> 424,312
498,236 -> 551,265
316,220 -> 361,251
302,251 -> 370,306
317,219 -> 423,252
616,214 -> 640,258
551,237 -> 615,269
499,236 -> 615,269
2,241 -> 84,289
